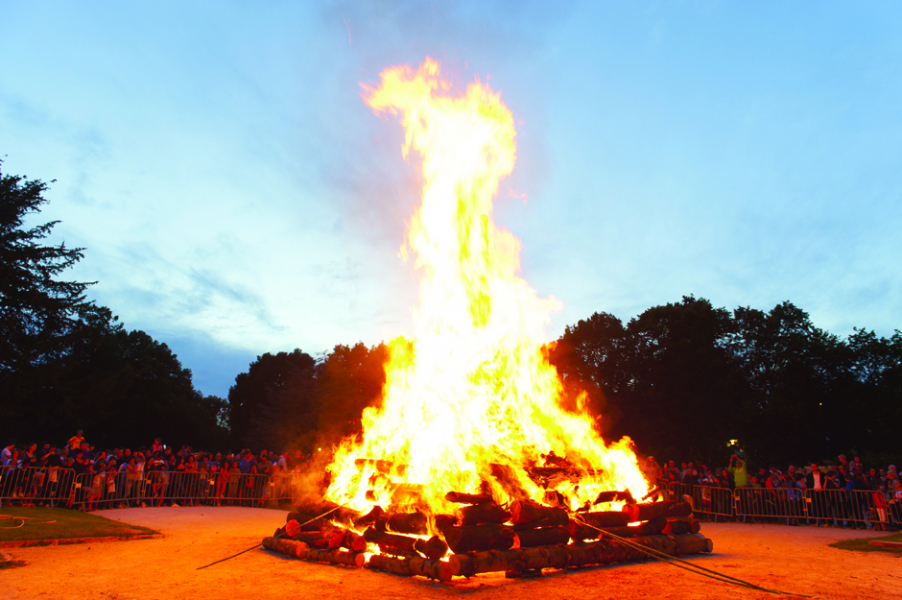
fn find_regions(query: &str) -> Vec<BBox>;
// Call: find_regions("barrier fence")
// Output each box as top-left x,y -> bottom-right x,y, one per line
665,482 -> 901,530
0,467 -> 308,510
3,465 -> 901,531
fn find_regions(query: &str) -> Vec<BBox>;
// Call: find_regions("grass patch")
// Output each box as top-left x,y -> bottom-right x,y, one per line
0,507 -> 157,543
830,532 -> 902,555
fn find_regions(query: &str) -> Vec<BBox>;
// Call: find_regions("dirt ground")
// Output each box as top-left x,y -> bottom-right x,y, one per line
2,507 -> 899,600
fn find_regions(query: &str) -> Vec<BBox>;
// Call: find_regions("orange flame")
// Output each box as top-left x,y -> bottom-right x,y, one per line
326,58 -> 647,518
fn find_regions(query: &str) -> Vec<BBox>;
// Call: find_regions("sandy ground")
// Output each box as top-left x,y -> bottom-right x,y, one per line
2,507 -> 900,600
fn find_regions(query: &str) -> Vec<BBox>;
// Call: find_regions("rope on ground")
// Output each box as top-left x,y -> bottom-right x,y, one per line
196,503 -> 349,571
0,514 -> 58,529
570,515 -> 810,598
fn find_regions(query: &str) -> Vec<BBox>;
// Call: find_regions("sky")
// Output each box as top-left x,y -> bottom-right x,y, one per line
2,1 -> 900,398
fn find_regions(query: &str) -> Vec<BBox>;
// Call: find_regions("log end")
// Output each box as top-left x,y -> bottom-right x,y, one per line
355,553 -> 367,568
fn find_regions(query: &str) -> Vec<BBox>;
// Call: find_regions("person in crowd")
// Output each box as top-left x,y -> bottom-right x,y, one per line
729,452 -> 748,488
67,430 -> 84,455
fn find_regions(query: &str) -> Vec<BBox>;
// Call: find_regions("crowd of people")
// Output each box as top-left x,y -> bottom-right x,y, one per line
643,452 -> 902,531
0,431 -> 315,510
3,430 -> 901,532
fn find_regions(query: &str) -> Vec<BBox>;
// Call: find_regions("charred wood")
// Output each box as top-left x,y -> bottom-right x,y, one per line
513,526 -> 570,548
384,511 -> 429,535
509,500 -> 567,525
413,535 -> 450,560
459,503 -> 511,526
445,491 -> 494,505
363,527 -> 418,555
622,501 -> 692,523
448,533 -> 712,576
441,524 -> 515,554
593,490 -> 636,505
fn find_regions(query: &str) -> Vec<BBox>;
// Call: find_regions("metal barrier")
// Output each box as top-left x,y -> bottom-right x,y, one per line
803,488 -> 893,530
668,482 -> 735,521
4,465 -> 900,530
0,466 -> 78,508
734,486 -> 806,525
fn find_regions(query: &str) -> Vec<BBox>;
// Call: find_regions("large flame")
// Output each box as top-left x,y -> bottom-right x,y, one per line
326,58 -> 647,519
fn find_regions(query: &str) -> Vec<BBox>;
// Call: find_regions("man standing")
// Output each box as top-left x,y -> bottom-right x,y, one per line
806,464 -> 826,526
730,452 -> 749,488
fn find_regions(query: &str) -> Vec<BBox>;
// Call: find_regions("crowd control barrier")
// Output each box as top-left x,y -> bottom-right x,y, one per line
0,466 -> 77,508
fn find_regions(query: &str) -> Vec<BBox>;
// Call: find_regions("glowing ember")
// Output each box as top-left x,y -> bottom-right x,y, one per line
325,58 -> 648,522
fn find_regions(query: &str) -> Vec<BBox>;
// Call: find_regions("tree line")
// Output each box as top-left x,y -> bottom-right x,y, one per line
3,164 -> 899,468
1,163 -> 229,449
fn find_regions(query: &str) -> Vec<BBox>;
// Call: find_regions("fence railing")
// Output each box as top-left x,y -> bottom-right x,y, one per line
665,481 -> 901,530
3,465 -> 901,530
0,467 -> 309,510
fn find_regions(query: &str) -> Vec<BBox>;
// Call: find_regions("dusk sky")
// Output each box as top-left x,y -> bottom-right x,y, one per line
2,1 -> 900,399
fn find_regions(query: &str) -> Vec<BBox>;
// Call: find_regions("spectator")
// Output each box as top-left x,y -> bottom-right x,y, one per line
729,452 -> 748,488
67,430 -> 85,454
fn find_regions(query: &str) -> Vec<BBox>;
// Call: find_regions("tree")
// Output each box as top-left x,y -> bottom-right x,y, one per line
620,296 -> 745,464
228,349 -> 317,450
0,164 -> 228,449
0,164 -> 93,373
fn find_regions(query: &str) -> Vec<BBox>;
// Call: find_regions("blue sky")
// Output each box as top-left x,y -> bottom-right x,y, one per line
2,1 -> 900,398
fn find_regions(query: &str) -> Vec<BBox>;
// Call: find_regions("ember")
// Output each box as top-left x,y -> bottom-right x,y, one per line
262,58 -> 713,579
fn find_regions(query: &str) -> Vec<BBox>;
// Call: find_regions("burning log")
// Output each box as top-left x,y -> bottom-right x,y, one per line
571,510 -> 630,529
413,536 -> 450,560
663,519 -> 701,535
622,501 -> 692,523
434,514 -> 458,529
354,505 -> 384,529
601,517 -> 668,539
442,524 -> 515,554
363,527 -> 418,556
290,499 -> 361,526
513,526 -> 570,548
328,529 -> 368,553
448,533 -> 713,577
568,516 -> 667,542
512,514 -> 570,531
509,500 -> 568,526
384,511 -> 428,535
593,490 -> 636,505
445,491 -> 494,505
459,503 -> 511,526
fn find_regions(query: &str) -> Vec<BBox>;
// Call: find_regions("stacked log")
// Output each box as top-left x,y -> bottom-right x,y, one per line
263,485 -> 712,581
449,533 -> 713,577
262,537 -> 367,568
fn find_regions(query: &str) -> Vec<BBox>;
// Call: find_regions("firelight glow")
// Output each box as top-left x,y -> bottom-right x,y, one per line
325,58 -> 647,519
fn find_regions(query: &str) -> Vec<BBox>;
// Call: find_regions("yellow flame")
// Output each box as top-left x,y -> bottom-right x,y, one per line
326,58 -> 647,518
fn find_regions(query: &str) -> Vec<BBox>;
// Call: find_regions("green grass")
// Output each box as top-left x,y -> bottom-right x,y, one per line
830,532 -> 902,555
0,507 -> 157,543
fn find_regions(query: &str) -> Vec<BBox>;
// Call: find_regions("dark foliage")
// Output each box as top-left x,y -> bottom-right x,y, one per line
551,295 -> 902,467
0,164 -> 228,449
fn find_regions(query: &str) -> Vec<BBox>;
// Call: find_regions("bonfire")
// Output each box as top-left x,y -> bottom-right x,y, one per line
262,58 -> 712,580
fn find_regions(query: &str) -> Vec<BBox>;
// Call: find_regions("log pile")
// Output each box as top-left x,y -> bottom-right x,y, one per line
262,494 -> 713,581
